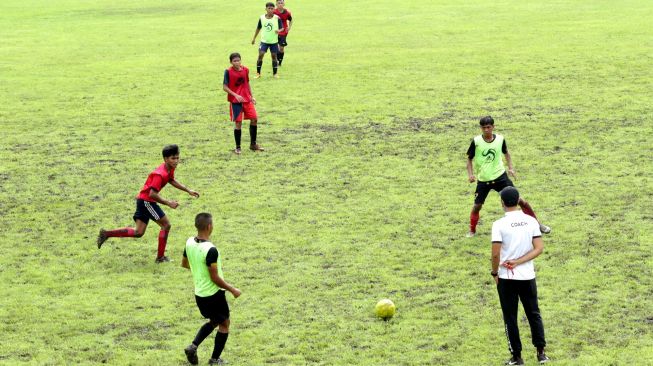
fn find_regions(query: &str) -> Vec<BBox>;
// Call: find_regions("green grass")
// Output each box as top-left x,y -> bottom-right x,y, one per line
1,0 -> 652,365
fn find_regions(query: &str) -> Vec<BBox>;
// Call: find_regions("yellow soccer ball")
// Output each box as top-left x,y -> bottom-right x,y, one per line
375,299 -> 396,320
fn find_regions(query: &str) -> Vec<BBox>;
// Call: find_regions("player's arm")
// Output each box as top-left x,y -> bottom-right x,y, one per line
181,250 -> 190,269
209,264 -> 241,298
286,14 -> 292,32
275,18 -> 284,34
466,140 -> 476,183
149,189 -> 178,209
252,20 -> 262,44
169,179 -> 200,198
503,140 -> 516,178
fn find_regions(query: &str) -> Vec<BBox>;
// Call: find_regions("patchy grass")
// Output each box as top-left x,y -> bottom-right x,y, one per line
0,0 -> 651,365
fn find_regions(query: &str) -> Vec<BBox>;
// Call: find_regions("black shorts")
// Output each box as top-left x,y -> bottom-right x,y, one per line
196,290 -> 230,324
278,35 -> 288,47
133,199 -> 165,224
474,172 -> 514,204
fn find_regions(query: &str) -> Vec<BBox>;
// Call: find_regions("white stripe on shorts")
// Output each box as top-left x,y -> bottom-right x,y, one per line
144,201 -> 160,220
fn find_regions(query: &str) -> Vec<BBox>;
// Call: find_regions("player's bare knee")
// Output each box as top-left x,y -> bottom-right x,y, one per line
163,223 -> 171,231
134,230 -> 145,238
250,119 -> 257,126
219,319 -> 230,332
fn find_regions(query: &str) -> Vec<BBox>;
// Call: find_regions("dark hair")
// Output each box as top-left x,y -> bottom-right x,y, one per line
195,213 -> 213,231
229,52 -> 241,62
500,187 -> 520,207
162,144 -> 179,158
266,2 -> 275,7
479,116 -> 495,126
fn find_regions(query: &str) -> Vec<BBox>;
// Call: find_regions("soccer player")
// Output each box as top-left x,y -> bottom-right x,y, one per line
251,2 -> 284,78
183,213 -> 241,366
491,187 -> 550,365
465,116 -> 551,237
273,0 -> 293,67
96,145 -> 200,263
223,52 -> 264,154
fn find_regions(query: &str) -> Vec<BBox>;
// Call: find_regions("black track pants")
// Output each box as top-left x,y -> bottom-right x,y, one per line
497,278 -> 546,356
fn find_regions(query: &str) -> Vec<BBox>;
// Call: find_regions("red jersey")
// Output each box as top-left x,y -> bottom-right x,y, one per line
223,66 -> 252,103
273,8 -> 292,36
137,163 -> 175,201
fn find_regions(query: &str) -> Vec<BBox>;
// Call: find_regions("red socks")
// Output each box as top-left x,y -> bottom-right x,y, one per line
470,212 -> 480,233
519,200 -> 538,220
105,228 -> 135,237
157,230 -> 169,258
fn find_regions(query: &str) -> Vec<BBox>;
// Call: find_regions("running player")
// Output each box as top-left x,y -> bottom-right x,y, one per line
466,116 -> 551,237
251,2 -> 284,78
97,144 -> 200,262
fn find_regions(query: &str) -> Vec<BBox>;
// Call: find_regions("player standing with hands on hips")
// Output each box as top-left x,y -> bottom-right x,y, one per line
251,2 -> 284,78
183,213 -> 241,366
465,116 -> 551,237
491,187 -> 550,365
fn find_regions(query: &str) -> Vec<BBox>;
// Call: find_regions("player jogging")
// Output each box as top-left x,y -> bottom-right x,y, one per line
273,0 -> 293,67
183,213 -> 241,366
251,2 -> 284,78
97,144 -> 199,263
465,116 -> 551,237
223,52 -> 264,154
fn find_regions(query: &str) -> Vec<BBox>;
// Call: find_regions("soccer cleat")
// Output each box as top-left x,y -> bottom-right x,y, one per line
273,74 -> 279,79
505,356 -> 524,365
155,256 -> 171,263
233,147 -> 242,155
184,344 -> 199,365
208,358 -> 226,365
465,231 -> 476,238
537,352 -> 550,363
250,144 -> 265,151
539,224 -> 552,234
253,73 -> 261,79
97,229 -> 108,249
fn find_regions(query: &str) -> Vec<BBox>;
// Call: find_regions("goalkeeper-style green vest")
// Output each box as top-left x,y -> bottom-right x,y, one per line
260,14 -> 280,44
186,237 -> 223,297
473,134 -> 505,182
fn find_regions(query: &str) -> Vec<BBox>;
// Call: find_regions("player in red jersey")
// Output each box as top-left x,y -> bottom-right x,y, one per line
96,145 -> 200,263
273,0 -> 293,67
223,52 -> 264,154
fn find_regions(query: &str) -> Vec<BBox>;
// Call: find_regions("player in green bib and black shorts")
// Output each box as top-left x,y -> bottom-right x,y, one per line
251,2 -> 285,78
182,213 -> 241,366
465,116 -> 551,238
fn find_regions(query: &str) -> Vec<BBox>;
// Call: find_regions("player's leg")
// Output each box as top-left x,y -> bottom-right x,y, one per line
255,45 -> 267,77
244,103 -> 264,151
231,103 -> 244,154
97,202 -> 150,248
277,36 -> 286,65
468,182 -> 489,237
186,295 -> 220,365
270,44 -> 279,77
153,215 -> 171,262
209,291 -> 231,364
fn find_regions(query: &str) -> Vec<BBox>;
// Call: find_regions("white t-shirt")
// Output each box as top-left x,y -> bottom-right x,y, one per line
491,210 -> 542,280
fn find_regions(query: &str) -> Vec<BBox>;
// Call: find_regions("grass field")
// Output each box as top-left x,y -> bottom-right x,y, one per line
1,0 -> 652,365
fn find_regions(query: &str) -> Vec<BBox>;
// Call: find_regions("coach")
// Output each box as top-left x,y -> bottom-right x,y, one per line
491,187 -> 550,365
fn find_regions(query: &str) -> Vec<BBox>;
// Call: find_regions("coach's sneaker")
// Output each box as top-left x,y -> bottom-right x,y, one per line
505,356 -> 524,365
537,352 -> 550,363
184,344 -> 199,365
250,144 -> 265,151
465,231 -> 476,238
253,73 -> 261,79
155,256 -> 171,263
208,358 -> 226,365
539,224 -> 552,234
233,147 -> 242,155
97,229 -> 108,249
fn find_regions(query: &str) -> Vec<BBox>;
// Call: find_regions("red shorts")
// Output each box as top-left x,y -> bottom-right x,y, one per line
229,102 -> 257,122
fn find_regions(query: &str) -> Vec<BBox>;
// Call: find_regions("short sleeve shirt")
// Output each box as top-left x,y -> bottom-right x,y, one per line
491,210 -> 542,280
137,163 -> 175,201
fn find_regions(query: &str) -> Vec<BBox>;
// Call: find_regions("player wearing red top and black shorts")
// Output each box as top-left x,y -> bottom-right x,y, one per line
96,145 -> 200,263
223,52 -> 264,154
274,0 -> 293,66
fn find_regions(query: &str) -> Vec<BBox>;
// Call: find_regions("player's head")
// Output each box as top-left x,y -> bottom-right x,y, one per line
500,187 -> 520,208
195,212 -> 213,234
276,0 -> 285,9
479,116 -> 495,136
162,144 -> 180,167
266,2 -> 275,13
229,52 -> 242,68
